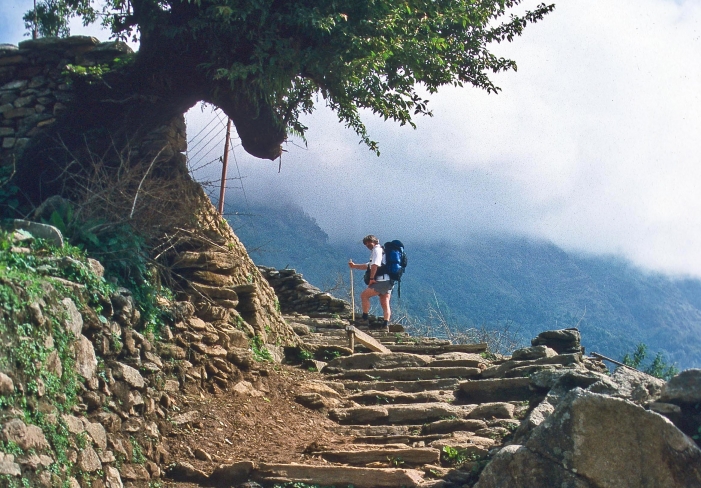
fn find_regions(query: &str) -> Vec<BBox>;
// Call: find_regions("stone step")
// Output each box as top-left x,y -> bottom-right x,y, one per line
326,366 -> 482,382
348,389 -> 455,405
351,433 -> 448,445
330,401 -> 521,426
481,353 -> 582,379
333,425 -> 422,437
329,403 -> 476,425
428,434 -> 497,460
317,445 -> 441,466
386,343 -> 488,354
325,352 -> 432,371
342,378 -> 461,393
429,352 -> 487,368
454,377 -> 533,404
254,463 -> 428,488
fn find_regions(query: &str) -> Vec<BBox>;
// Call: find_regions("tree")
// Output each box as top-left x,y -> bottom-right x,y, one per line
622,343 -> 679,381
23,0 -> 554,160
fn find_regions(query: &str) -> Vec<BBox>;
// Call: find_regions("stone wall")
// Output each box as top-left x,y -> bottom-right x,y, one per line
258,266 -> 351,317
0,36 -> 131,168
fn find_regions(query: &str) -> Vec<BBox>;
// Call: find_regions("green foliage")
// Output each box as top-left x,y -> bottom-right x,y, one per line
130,436 -> 146,464
441,445 -> 466,465
622,343 -> 679,380
0,165 -> 20,215
24,0 -> 553,153
42,202 -> 172,335
251,336 -> 273,362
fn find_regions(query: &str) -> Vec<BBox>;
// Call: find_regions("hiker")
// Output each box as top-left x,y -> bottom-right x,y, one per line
348,234 -> 394,329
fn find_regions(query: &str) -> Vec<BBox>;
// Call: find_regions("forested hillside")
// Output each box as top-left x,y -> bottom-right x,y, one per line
229,204 -> 701,370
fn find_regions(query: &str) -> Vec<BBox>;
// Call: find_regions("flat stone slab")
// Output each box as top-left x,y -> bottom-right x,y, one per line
330,403 -> 475,425
430,352 -> 487,368
387,343 -> 487,354
455,377 -> 532,404
347,326 -> 390,353
342,378 -> 460,393
386,403 -> 475,424
320,446 -> 441,465
326,352 -> 432,371
348,390 -> 453,405
481,353 -> 582,379
327,366 -> 482,382
422,418 -> 488,435
256,463 -> 425,487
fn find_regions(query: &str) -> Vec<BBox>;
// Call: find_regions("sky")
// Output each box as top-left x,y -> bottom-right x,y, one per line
2,0 -> 701,278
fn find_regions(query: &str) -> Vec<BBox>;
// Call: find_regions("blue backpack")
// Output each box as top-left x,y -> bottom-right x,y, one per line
381,240 -> 407,297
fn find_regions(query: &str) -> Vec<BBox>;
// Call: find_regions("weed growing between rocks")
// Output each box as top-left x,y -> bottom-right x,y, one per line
0,229 -> 172,486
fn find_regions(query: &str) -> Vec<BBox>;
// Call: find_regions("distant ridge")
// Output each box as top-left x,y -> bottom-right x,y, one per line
228,203 -> 701,370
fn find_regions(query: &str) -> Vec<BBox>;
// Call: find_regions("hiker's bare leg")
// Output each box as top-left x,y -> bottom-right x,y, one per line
379,293 -> 391,321
361,287 -> 379,314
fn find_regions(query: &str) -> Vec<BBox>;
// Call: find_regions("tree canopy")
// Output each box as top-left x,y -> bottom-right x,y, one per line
25,0 -> 554,159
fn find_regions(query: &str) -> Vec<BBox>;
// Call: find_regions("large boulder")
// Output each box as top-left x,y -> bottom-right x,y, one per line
588,366 -> 665,405
661,369 -> 701,405
475,389 -> 701,488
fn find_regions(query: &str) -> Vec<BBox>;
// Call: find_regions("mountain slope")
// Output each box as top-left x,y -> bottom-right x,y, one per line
228,204 -> 701,369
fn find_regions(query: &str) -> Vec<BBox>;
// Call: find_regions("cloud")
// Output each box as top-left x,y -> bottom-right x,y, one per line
188,0 -> 701,278
2,0 -> 700,278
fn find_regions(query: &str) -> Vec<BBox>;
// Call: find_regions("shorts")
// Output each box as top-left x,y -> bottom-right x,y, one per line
370,280 -> 394,295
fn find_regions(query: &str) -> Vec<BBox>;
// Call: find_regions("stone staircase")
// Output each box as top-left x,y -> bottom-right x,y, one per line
240,316 -> 605,487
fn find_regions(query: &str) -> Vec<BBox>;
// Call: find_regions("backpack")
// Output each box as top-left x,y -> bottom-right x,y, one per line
379,240 -> 408,297
382,240 -> 407,281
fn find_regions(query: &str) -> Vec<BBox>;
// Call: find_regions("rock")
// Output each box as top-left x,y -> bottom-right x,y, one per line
166,462 -> 208,484
422,419 -> 487,435
0,373 -> 14,395
111,362 -> 145,389
467,402 -> 515,420
61,414 -> 85,434
476,388 -> 701,487
227,348 -> 254,369
660,369 -> 701,405
120,463 -> 150,480
296,392 -> 340,410
530,328 -> 582,354
456,377 -> 531,404
12,219 -> 64,247
104,466 -> 123,488
171,411 -> 199,426
511,345 -> 557,361
61,297 -> 83,337
429,352 -> 487,368
232,381 -> 264,397
386,403 -> 474,424
299,381 -> 342,400
325,352 -> 432,371
256,463 -> 425,488
77,446 -> 101,472
320,446 -> 441,465
209,461 -> 255,486
194,448 -> 212,462
474,444 -> 588,488
529,368 -> 608,392
329,406 -> 389,424
45,350 -> 62,377
74,334 -> 97,379
0,453 -> 21,476
2,418 -> 50,451
588,366 -> 665,405
85,422 -> 107,449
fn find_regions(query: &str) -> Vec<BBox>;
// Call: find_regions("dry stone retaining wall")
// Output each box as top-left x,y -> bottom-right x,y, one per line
0,36 -> 131,167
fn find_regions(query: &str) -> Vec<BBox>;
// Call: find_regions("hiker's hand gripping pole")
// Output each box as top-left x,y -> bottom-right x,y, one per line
349,260 -> 355,322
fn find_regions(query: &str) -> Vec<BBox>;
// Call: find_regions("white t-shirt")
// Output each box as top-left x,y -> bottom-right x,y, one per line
369,244 -> 390,281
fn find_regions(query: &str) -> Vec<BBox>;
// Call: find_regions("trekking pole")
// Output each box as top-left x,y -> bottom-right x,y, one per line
350,264 -> 355,322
